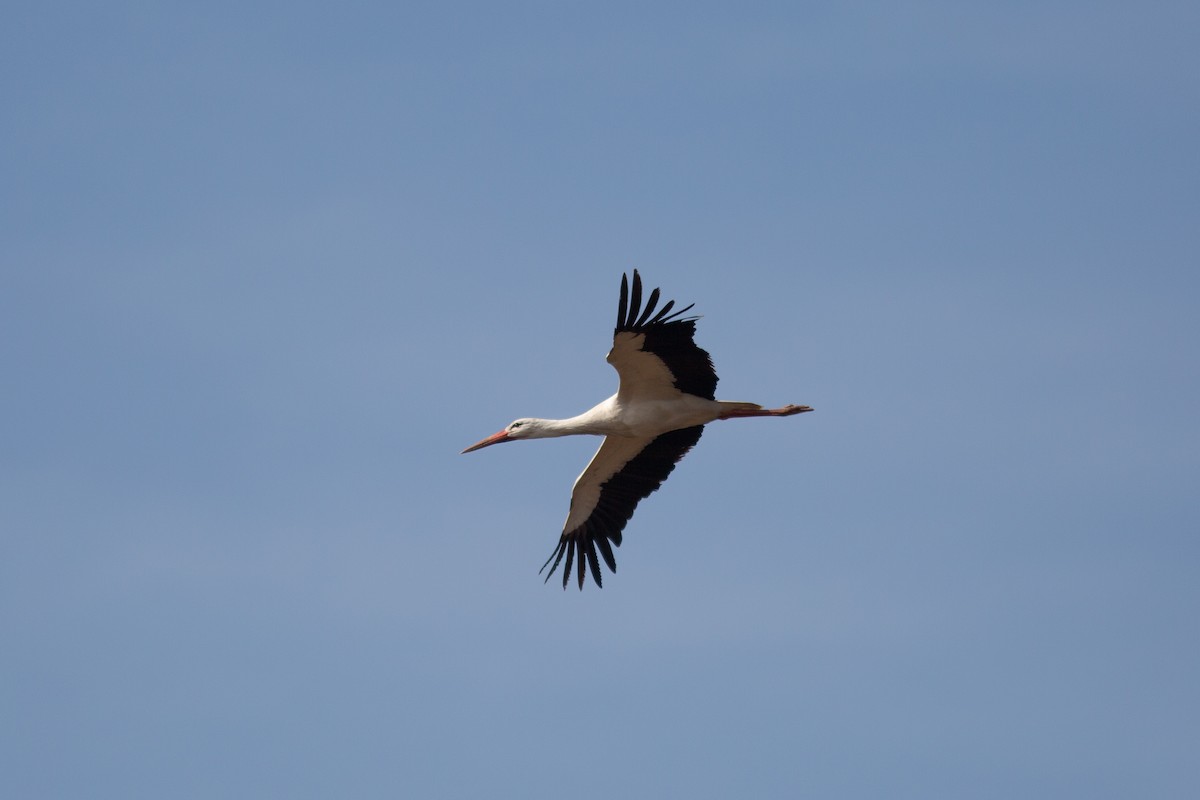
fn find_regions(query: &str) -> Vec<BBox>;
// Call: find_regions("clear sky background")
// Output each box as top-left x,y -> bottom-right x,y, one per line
3,2 -> 1198,798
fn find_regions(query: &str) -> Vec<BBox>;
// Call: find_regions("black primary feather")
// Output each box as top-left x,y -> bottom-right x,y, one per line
617,273 -> 629,330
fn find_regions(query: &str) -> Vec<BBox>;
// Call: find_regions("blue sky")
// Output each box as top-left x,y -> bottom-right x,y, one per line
3,2 -> 1198,797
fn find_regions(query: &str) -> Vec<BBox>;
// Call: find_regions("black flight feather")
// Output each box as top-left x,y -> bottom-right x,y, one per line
634,287 -> 661,327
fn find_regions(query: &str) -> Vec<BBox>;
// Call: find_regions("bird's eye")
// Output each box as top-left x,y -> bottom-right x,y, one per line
511,421 -> 523,429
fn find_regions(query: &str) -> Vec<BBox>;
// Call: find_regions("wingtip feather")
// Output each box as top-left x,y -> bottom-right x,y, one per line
617,273 -> 630,329
628,271 -> 643,331
585,538 -> 604,588
634,288 -> 660,327
562,540 -> 576,590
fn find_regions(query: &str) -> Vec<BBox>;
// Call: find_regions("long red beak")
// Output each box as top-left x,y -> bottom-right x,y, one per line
461,429 -> 513,454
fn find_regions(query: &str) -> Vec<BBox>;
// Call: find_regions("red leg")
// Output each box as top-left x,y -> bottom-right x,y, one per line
717,404 -> 812,420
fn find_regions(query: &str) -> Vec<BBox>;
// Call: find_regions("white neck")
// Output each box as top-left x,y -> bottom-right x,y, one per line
522,413 -> 607,438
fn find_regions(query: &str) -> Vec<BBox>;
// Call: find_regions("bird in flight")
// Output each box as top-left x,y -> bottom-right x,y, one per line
462,270 -> 812,589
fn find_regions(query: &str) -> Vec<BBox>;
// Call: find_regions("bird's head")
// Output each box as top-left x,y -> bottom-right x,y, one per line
461,418 -> 542,453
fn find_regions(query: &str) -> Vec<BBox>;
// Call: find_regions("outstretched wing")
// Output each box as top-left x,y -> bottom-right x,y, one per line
607,270 -> 717,401
540,425 -> 705,589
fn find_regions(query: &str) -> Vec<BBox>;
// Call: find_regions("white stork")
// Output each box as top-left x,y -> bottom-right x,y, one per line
462,270 -> 812,589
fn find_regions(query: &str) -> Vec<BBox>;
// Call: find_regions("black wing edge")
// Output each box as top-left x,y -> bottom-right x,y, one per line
616,269 -> 696,332
538,425 -> 705,590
